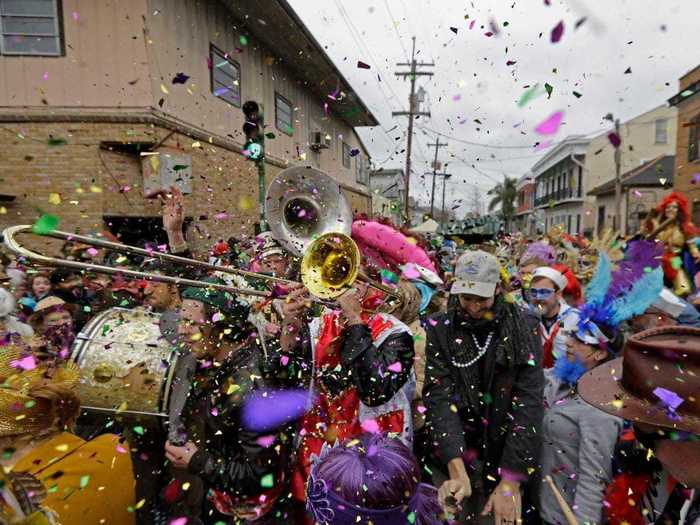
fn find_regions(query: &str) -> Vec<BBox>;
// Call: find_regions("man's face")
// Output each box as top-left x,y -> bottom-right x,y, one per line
529,277 -> 562,318
177,299 -> 214,359
144,281 -> 175,312
458,291 -> 496,320
259,254 -> 287,278
629,309 -> 677,333
41,309 -> 73,333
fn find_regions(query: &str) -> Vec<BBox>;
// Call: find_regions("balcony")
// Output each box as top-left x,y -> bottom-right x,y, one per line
534,187 -> 582,208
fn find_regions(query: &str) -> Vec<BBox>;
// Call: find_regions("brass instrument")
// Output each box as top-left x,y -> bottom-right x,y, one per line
267,167 -> 401,303
2,224 -> 275,298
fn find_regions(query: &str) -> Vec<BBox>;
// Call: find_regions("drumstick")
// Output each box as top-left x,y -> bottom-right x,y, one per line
545,475 -> 579,525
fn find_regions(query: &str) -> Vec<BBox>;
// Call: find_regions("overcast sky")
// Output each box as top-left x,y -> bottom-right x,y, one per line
287,0 -> 698,216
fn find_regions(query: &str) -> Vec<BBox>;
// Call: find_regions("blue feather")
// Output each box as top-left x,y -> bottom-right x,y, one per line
584,251 -> 612,307
610,267 -> 664,325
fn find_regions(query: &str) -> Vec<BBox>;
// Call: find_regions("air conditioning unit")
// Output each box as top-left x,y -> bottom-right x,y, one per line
309,131 -> 331,151
141,150 -> 193,198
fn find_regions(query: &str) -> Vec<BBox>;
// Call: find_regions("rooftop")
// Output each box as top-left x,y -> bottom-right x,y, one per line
587,155 -> 675,196
222,0 -> 378,127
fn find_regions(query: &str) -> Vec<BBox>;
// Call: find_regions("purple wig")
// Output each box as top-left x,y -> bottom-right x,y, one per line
520,241 -> 556,266
307,434 -> 443,525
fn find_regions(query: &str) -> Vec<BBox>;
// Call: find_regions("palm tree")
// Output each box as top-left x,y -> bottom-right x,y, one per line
488,176 -> 518,231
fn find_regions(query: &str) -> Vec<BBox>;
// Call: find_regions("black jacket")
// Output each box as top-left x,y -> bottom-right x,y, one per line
184,342 -> 290,499
272,318 -> 415,407
422,305 -> 544,487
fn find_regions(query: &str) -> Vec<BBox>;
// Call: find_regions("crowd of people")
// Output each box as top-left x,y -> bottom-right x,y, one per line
1,183 -> 699,525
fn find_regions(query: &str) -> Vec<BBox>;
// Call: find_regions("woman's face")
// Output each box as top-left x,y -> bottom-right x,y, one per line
178,299 -> 214,359
32,276 -> 51,297
664,201 -> 679,221
564,335 -> 605,370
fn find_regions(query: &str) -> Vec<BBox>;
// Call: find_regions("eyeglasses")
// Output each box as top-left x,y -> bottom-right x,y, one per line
528,288 -> 555,300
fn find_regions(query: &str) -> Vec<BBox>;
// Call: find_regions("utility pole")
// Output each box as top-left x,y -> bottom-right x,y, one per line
393,36 -> 434,226
428,139 -> 448,216
613,118 -> 622,233
440,172 -> 453,224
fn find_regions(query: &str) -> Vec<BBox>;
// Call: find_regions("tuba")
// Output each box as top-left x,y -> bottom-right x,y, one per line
266,167 -> 399,301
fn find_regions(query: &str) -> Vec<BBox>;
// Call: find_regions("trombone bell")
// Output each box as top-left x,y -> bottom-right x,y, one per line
301,233 -> 360,299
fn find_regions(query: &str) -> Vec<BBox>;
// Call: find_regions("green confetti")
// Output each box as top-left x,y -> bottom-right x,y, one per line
483,393 -> 493,405
47,137 -> 67,146
240,35 -> 248,46
260,473 -> 274,488
79,475 -> 90,488
671,256 -> 683,270
172,164 -> 189,171
265,132 -> 276,139
517,83 -> 540,107
133,426 -> 145,436
32,214 -> 59,234
573,91 -> 582,98
408,511 -> 416,524
423,464 -> 433,475
48,484 -> 58,494
527,359 -> 536,366
545,83 -> 553,99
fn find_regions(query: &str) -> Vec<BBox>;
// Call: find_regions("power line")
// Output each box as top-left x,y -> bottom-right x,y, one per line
417,124 -> 566,150
382,0 -> 410,63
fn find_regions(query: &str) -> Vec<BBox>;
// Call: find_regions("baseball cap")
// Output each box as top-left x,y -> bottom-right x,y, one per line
450,250 -> 501,297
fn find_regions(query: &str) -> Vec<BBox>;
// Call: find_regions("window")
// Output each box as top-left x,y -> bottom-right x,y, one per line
210,44 -> 241,107
567,214 -> 572,234
275,93 -> 293,135
654,118 -> 668,144
576,214 -> 581,233
356,155 -> 369,185
0,0 -> 62,56
690,115 -> 700,163
342,142 -> 351,169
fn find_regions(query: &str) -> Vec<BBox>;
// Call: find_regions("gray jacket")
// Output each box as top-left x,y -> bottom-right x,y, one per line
540,371 -> 622,525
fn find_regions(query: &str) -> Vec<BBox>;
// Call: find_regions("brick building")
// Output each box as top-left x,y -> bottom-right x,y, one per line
669,65 -> 700,222
513,174 -> 535,235
0,0 -> 377,255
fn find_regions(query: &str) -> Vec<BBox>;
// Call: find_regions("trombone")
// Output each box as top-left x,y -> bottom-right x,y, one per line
3,225 -> 401,305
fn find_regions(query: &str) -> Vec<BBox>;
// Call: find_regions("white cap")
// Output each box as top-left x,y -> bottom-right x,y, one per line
451,250 -> 500,297
531,267 -> 567,291
649,288 -> 687,319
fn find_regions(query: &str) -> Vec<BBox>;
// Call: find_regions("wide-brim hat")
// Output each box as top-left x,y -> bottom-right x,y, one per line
27,296 -> 76,326
578,326 -> 700,435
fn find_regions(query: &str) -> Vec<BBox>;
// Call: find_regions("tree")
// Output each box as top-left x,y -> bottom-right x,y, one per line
488,176 -> 518,230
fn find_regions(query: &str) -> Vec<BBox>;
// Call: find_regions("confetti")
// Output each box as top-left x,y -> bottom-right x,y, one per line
545,83 -> 553,99
550,21 -> 564,43
79,475 -> 90,488
608,132 -> 621,148
517,84 -> 541,107
160,83 -> 170,94
242,389 -> 311,432
535,111 -> 564,135
357,61 -> 371,69
361,419 -> 380,433
32,214 -> 59,234
48,193 -> 61,205
260,473 -> 274,488
172,73 -> 189,84
387,362 -> 403,373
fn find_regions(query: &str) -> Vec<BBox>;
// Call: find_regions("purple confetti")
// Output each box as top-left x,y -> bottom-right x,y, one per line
535,111 -> 564,135
692,173 -> 700,184
242,389 -> 312,432
172,72 -> 190,84
653,387 -> 684,412
608,132 -> 621,148
551,21 -> 565,43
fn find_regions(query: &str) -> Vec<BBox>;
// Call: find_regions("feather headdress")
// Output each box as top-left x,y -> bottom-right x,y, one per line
574,240 -> 664,345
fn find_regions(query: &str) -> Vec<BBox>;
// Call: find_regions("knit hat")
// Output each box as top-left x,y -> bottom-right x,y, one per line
180,277 -> 250,326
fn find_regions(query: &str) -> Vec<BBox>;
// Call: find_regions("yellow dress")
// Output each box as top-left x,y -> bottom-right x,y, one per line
11,432 -> 136,525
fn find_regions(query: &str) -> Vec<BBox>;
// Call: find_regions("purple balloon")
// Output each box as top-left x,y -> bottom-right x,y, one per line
242,389 -> 313,432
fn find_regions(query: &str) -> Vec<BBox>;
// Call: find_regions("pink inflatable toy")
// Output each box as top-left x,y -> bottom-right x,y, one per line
351,220 -> 437,274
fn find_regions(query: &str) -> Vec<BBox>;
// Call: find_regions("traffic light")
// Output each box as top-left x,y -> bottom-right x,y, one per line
242,100 -> 264,163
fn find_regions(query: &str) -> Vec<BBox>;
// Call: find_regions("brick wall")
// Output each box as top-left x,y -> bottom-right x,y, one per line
0,121 -> 262,257
673,67 -> 700,208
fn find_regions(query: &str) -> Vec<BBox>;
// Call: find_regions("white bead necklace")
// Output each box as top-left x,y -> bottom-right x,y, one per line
450,331 -> 494,369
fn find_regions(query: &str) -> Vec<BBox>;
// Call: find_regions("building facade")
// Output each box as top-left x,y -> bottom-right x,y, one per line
588,155 -> 675,235
0,0 -> 376,254
369,168 -> 404,223
670,65 -> 700,222
585,104 -> 677,233
531,136 -> 591,235
513,173 -> 535,235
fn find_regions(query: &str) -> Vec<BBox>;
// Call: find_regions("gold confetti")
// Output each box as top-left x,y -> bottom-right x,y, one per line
55,443 -> 69,452
160,83 -> 169,94
189,333 -> 202,341
191,141 -> 202,149
238,195 -> 255,211
90,185 -> 102,193
0,207 -> 7,214
611,399 -> 624,410
182,482 -> 191,491
48,193 -> 61,205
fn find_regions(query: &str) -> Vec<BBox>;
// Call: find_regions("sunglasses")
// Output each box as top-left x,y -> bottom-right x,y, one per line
528,288 -> 555,300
